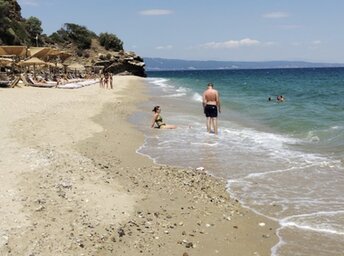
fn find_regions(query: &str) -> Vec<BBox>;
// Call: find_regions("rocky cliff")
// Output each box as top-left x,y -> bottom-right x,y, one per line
94,52 -> 146,77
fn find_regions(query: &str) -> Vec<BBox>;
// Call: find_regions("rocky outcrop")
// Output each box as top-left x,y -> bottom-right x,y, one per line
94,51 -> 146,77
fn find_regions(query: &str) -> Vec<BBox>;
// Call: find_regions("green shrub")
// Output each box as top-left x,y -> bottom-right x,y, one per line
24,16 -> 43,45
49,23 -> 96,49
99,32 -> 123,51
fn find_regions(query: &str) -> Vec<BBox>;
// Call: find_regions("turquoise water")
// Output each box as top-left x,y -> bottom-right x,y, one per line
133,68 -> 344,256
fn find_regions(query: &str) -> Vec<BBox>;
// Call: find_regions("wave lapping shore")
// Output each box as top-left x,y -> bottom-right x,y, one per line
0,77 -> 277,255
137,69 -> 344,256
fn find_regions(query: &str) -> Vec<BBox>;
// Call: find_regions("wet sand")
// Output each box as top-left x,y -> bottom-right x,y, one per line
0,76 -> 278,255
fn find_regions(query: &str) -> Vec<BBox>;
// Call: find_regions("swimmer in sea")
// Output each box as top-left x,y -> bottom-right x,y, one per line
151,106 -> 177,129
277,95 -> 285,102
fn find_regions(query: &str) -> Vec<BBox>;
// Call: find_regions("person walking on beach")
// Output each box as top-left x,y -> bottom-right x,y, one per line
202,83 -> 221,134
151,106 -> 177,129
100,73 -> 104,88
109,73 -> 113,89
104,73 -> 109,89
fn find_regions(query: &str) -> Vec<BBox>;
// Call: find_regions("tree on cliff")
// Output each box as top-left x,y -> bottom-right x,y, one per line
99,32 -> 123,51
0,0 -> 12,43
0,0 -> 26,44
25,16 -> 43,46
0,0 -> 45,46
49,23 -> 97,50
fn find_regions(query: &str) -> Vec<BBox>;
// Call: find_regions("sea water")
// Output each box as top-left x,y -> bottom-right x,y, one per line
131,68 -> 344,256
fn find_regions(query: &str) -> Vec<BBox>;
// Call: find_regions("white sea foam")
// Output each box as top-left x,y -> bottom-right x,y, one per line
224,127 -> 281,144
136,146 -> 157,163
161,93 -> 187,97
147,77 -> 170,87
190,142 -> 219,147
280,211 -> 344,235
330,126 -> 342,130
243,165 -> 309,178
158,140 -> 176,146
192,92 -> 203,102
176,87 -> 189,93
221,125 -> 342,171
148,78 -> 176,93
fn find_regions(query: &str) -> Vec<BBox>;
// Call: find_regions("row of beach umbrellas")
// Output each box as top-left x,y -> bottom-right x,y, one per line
0,46 -> 85,74
0,57 -> 83,69
0,45 -> 72,61
16,57 -> 85,71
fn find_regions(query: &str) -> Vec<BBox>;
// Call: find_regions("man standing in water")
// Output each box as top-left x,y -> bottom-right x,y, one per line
202,83 -> 221,134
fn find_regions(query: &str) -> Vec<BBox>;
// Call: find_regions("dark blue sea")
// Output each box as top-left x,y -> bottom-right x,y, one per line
132,68 -> 344,256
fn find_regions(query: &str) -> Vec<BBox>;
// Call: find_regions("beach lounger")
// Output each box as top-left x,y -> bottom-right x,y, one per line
57,83 -> 83,89
0,80 -> 10,87
9,77 -> 20,88
56,79 -> 99,89
0,73 -> 10,87
24,75 -> 57,88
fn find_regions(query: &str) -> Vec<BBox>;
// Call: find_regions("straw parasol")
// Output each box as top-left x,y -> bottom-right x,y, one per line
28,47 -> 52,59
18,57 -> 47,76
55,63 -> 64,69
46,48 -> 71,60
46,48 -> 61,57
58,51 -> 72,62
0,46 -> 27,57
19,57 -> 46,66
0,57 -> 13,66
67,63 -> 85,71
46,62 -> 64,68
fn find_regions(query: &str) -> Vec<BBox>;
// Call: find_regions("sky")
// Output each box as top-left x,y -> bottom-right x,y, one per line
18,0 -> 344,63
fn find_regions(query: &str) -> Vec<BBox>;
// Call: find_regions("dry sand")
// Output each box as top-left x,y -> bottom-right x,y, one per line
0,76 -> 278,255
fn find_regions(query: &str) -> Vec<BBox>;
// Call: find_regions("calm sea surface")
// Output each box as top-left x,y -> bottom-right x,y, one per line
131,68 -> 344,256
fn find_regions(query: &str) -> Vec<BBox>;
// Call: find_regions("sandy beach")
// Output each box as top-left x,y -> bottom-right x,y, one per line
0,76 -> 278,256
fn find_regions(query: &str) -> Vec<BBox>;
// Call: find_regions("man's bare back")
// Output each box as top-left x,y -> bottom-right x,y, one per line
203,88 -> 219,105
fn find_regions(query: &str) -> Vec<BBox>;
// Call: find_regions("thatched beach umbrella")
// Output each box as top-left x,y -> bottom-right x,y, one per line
0,46 -> 27,57
19,57 -> 46,67
0,57 -> 13,66
46,48 -> 61,56
47,62 -> 63,69
58,51 -> 72,62
18,57 -> 47,76
67,63 -> 85,71
28,47 -> 52,59
46,49 -> 71,62
67,63 -> 85,77
46,62 -> 64,75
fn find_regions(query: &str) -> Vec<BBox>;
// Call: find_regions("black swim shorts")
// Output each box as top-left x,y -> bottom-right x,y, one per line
204,104 -> 218,118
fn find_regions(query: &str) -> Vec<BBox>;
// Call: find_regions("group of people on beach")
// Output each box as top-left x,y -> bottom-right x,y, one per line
151,83 -> 221,134
99,72 -> 113,89
152,83 -> 287,134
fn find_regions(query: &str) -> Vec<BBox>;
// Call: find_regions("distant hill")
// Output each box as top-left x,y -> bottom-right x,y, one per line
144,57 -> 344,71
